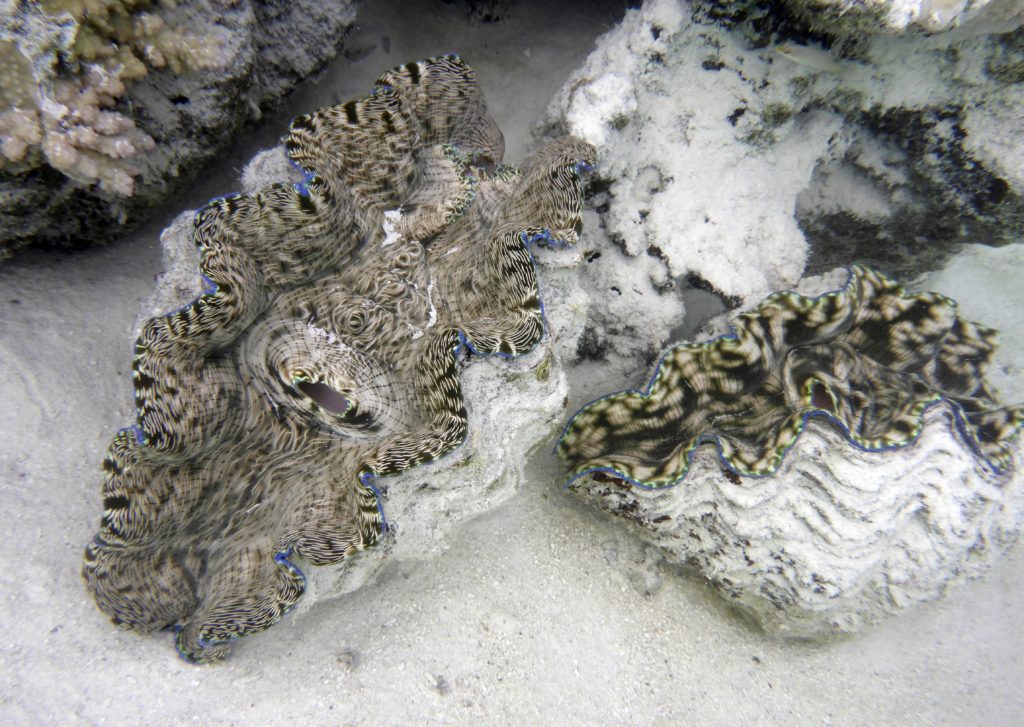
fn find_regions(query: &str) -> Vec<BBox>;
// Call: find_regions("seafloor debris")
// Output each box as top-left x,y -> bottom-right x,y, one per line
82,54 -> 594,661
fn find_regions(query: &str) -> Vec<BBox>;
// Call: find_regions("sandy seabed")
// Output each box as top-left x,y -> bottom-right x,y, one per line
1,1 -> 1022,724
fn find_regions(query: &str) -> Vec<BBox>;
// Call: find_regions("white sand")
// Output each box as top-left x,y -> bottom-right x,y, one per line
1,1 -> 1022,724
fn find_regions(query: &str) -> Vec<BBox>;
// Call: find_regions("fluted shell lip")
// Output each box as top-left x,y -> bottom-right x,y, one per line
565,398 -> 1024,638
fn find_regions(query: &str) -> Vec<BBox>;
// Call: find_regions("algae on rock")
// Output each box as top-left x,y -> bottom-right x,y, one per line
0,0 -> 358,259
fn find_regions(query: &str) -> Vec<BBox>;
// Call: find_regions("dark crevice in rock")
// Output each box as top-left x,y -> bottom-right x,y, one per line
690,0 -> 839,51
800,105 -> 1024,279
576,325 -> 608,362
684,273 -> 740,310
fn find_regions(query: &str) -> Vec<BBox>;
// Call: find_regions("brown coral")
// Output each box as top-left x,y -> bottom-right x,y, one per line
1,1 -> 225,195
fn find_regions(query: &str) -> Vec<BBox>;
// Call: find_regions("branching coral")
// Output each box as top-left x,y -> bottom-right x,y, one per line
40,0 -> 225,79
557,265 -> 1024,486
81,54 -> 594,661
1,1 -> 225,194
0,61 -> 156,194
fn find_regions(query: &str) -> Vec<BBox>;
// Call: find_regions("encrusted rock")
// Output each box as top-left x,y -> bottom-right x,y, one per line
0,0 -> 357,259
542,0 -> 1024,385
782,0 -> 1024,35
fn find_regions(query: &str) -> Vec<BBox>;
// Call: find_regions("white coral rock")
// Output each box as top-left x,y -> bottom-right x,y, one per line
784,0 -> 1024,34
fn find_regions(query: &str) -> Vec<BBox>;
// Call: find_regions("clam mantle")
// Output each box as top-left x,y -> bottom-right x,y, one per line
558,265 -> 1024,636
82,55 -> 595,661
